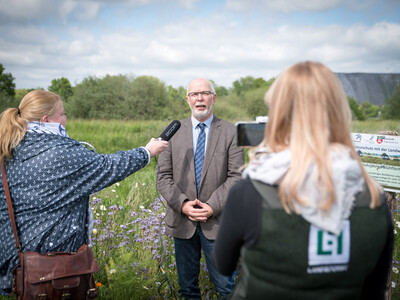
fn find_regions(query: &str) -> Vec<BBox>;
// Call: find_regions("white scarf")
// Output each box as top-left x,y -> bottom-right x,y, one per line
27,121 -> 69,137
243,146 -> 364,235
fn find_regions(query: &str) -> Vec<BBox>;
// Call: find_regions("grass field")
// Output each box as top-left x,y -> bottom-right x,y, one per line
69,118 -> 400,300
1,118 -> 399,299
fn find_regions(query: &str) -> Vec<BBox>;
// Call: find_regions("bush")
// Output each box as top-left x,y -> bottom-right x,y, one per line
382,84 -> 400,120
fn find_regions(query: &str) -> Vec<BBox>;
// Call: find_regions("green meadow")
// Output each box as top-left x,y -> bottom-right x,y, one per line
1,119 -> 399,299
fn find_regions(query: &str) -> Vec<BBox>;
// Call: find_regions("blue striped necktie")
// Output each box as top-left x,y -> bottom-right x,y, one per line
194,123 -> 206,196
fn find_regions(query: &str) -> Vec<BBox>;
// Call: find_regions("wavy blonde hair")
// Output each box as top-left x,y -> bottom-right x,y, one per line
264,61 -> 381,212
0,90 -> 62,162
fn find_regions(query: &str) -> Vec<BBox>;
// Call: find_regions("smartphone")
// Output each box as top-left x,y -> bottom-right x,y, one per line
235,122 -> 266,147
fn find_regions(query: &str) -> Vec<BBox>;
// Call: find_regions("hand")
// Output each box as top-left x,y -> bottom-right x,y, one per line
181,199 -> 213,222
145,138 -> 168,157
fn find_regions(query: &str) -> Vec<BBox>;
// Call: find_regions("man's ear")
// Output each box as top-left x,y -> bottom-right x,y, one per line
41,115 -> 49,123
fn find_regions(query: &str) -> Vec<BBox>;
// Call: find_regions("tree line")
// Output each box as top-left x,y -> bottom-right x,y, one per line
1,63 -> 399,120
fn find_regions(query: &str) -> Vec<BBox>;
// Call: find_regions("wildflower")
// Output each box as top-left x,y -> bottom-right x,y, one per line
96,282 -> 103,287
394,229 -> 398,235
148,209 -> 152,213
116,182 -> 120,187
135,182 -> 139,188
111,189 -> 116,193
143,286 -> 149,290
140,205 -> 145,210
393,267 -> 399,274
92,228 -> 97,234
110,269 -> 116,274
392,281 -> 397,288
142,183 -> 146,186
100,205 -> 106,211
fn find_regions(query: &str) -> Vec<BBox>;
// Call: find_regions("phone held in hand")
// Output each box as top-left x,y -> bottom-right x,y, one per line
235,116 -> 268,147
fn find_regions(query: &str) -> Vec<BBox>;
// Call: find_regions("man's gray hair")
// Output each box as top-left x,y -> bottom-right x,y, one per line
186,78 -> 215,95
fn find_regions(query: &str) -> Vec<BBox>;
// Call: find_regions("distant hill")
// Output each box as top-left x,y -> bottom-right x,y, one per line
335,73 -> 400,106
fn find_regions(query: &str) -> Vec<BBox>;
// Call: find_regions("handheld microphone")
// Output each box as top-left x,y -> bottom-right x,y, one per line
158,120 -> 181,141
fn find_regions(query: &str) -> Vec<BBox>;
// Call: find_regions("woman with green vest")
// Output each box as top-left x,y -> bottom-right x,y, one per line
213,61 -> 393,299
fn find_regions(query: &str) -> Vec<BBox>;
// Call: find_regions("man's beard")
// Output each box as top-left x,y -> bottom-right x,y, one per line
192,102 -> 214,121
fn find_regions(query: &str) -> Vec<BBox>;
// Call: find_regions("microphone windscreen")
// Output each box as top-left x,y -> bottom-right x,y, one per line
159,120 -> 181,141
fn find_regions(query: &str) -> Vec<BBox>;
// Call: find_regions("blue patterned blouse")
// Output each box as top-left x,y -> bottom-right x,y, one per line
0,132 -> 149,294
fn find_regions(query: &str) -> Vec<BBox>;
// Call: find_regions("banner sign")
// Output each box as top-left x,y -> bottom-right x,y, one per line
351,133 -> 400,193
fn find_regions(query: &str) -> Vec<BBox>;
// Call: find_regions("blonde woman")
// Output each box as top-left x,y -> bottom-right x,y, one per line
213,62 -> 393,299
0,90 -> 167,295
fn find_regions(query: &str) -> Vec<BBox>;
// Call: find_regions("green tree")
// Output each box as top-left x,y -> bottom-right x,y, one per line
166,85 -> 189,119
48,77 -> 73,100
67,74 -> 172,120
232,76 -> 272,96
233,76 -> 256,96
360,102 -> 380,119
209,80 -> 229,96
0,64 -> 16,97
348,96 -> 365,121
129,75 -> 169,119
67,75 -> 132,119
15,89 -> 29,101
382,84 -> 400,119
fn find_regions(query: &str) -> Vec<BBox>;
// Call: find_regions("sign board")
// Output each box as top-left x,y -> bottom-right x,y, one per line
351,133 -> 400,193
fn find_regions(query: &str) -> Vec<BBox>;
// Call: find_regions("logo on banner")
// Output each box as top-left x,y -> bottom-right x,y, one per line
376,136 -> 385,144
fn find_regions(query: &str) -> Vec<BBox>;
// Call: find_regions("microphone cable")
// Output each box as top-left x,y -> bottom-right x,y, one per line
154,156 -> 182,300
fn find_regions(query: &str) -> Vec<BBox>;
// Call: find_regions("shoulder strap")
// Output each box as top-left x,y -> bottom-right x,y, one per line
250,178 -> 283,209
1,159 -> 21,252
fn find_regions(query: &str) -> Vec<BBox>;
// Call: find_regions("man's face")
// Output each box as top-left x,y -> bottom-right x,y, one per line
186,79 -> 216,122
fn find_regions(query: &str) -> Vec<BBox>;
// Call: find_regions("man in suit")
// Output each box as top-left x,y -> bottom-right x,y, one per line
157,78 -> 244,299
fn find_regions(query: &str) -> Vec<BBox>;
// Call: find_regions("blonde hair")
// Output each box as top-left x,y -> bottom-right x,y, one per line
264,61 -> 381,212
0,90 -> 62,162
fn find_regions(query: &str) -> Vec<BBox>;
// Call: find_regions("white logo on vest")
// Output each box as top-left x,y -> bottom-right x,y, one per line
307,221 -> 350,274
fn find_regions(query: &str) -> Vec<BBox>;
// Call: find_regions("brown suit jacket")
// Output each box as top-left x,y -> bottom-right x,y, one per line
157,116 -> 244,240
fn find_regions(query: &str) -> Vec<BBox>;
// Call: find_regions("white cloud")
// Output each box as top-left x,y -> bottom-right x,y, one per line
0,0 -> 54,22
225,0 -> 346,12
0,1 -> 399,89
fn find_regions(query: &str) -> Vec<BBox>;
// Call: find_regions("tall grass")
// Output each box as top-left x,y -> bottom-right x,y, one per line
1,119 -> 399,300
68,119 -> 400,299
351,119 -> 400,134
65,119 -> 216,299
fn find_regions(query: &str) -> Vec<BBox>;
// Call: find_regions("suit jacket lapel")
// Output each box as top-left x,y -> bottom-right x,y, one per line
201,117 -> 221,183
181,118 -> 196,182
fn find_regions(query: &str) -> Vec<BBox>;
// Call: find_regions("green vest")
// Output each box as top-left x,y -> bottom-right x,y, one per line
231,181 -> 388,300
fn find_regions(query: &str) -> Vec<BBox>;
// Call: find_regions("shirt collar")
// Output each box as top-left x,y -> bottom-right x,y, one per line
191,115 -> 213,129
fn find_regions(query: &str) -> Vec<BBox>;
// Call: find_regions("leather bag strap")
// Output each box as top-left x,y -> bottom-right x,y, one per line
1,159 -> 21,252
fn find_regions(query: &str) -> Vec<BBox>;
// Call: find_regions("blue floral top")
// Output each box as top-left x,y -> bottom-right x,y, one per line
0,132 -> 149,294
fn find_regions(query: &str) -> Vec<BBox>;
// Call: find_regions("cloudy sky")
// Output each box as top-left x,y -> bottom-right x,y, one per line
1,0 -> 399,90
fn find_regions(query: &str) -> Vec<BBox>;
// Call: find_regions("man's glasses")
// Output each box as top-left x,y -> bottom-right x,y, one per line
187,91 -> 214,98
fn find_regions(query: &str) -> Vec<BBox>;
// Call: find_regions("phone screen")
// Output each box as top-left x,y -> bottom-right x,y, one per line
235,122 -> 266,147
